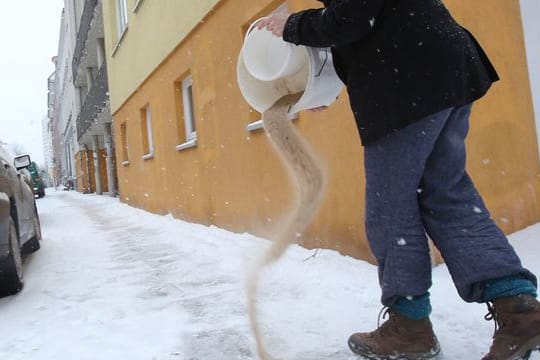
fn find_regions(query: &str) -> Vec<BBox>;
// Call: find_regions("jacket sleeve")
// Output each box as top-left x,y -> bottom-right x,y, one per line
283,0 -> 385,47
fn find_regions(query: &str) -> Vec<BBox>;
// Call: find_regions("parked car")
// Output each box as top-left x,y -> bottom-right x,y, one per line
28,162 -> 45,198
0,147 -> 42,296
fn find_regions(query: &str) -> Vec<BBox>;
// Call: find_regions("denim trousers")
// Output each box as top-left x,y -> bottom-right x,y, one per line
363,104 -> 537,306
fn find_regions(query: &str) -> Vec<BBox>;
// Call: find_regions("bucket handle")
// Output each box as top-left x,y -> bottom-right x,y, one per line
314,49 -> 329,78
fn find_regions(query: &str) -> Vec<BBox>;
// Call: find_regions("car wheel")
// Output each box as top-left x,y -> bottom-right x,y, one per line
0,217 -> 24,296
22,208 -> 41,254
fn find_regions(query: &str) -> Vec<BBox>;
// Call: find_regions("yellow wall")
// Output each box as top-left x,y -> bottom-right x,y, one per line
107,0 -> 540,261
445,0 -> 540,232
102,0 -> 220,113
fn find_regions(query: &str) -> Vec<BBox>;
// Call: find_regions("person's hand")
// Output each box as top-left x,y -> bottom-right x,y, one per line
308,106 -> 329,112
256,12 -> 290,37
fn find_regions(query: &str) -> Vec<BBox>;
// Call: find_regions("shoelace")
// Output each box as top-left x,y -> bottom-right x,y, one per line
376,306 -> 403,337
484,301 -> 501,336
377,306 -> 391,328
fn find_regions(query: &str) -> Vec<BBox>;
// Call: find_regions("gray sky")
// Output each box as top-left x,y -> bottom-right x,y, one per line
0,0 -> 64,166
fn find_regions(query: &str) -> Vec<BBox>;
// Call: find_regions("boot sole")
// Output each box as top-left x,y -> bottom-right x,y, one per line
347,339 -> 441,360
507,334 -> 540,360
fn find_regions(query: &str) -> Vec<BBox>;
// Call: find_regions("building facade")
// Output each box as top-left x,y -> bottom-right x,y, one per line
45,71 -> 56,186
51,8 -> 79,189
102,0 -> 540,261
51,0 -> 117,195
72,0 -> 116,195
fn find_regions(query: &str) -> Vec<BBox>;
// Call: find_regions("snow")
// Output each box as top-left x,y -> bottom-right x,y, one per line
1,190 -> 539,360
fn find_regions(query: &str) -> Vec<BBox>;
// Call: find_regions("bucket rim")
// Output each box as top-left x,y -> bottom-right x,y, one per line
242,19 -> 303,81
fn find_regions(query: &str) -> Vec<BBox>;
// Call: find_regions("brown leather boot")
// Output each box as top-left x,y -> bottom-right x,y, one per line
348,309 -> 440,360
482,294 -> 540,360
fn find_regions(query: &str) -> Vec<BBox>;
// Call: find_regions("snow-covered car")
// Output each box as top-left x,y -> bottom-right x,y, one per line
0,147 -> 41,296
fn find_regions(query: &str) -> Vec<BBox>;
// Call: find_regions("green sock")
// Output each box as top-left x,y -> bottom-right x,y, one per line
482,275 -> 537,302
392,292 -> 432,320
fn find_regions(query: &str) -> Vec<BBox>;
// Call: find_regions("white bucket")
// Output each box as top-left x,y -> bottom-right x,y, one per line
242,19 -> 307,81
237,38 -> 345,115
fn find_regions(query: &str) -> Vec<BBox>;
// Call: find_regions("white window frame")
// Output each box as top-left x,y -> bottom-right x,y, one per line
120,122 -> 130,165
142,105 -> 154,159
116,0 -> 129,37
176,76 -> 197,150
133,0 -> 145,13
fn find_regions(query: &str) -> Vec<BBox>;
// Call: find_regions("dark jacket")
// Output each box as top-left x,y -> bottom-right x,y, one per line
283,0 -> 499,145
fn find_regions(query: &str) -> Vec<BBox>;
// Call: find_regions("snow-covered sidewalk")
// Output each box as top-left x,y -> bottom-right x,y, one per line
0,190 -> 538,360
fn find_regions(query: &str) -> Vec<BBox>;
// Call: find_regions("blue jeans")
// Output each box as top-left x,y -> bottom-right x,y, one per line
364,104 -> 537,306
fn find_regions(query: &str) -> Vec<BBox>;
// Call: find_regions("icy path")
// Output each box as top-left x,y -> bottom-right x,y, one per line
0,190 -> 538,360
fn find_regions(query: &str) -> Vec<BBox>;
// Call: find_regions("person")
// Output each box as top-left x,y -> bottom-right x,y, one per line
257,1 -> 540,359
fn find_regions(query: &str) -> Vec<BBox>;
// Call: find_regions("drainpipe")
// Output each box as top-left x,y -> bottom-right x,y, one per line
103,122 -> 116,196
92,135 -> 103,195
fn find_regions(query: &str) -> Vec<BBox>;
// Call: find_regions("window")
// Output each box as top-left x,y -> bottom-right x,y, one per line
116,0 -> 128,36
140,105 -> 154,159
175,75 -> 197,151
133,0 -> 145,13
120,122 -> 129,164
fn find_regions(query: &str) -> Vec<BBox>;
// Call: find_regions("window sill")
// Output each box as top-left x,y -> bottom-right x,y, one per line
141,153 -> 154,160
122,160 -> 130,166
246,120 -> 263,131
111,27 -> 129,57
246,113 -> 298,132
176,139 -> 197,151
132,0 -> 145,13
